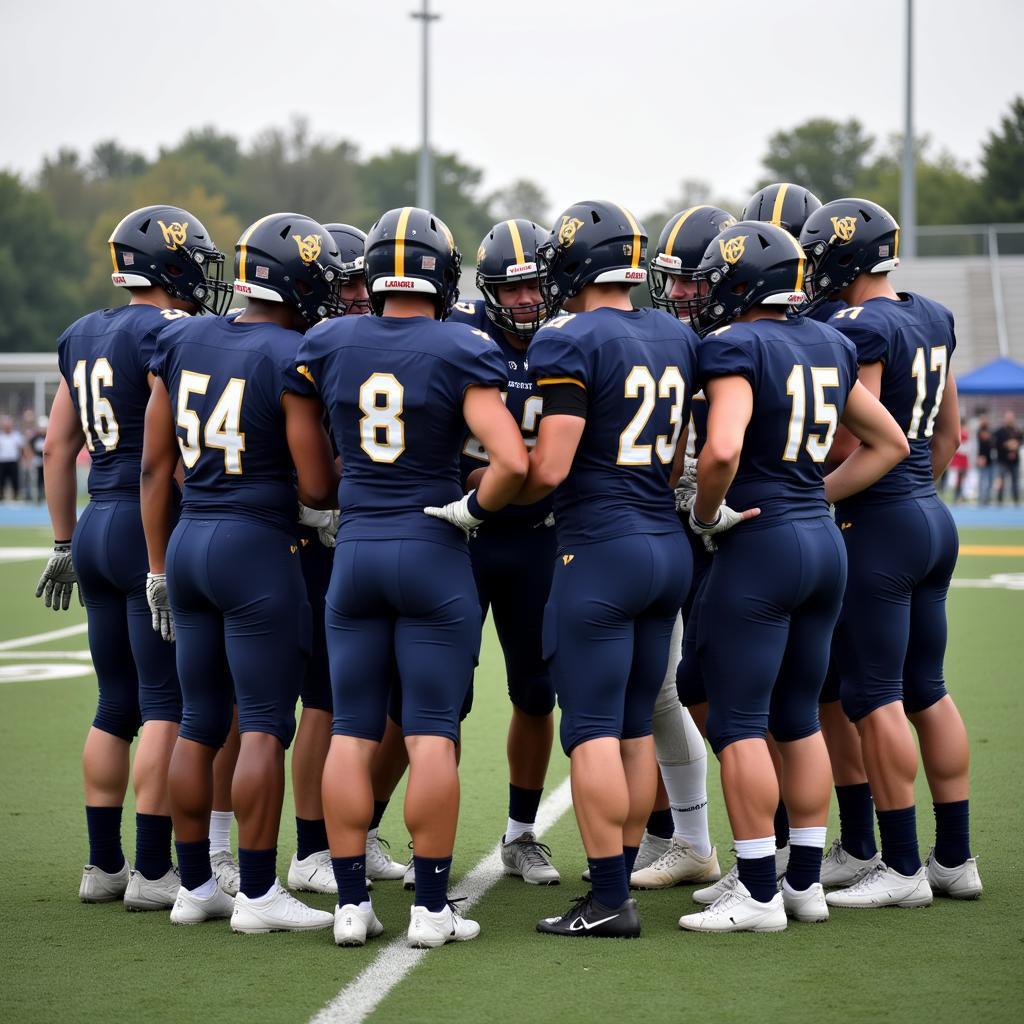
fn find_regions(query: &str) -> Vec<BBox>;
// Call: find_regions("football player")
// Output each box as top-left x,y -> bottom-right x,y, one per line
297,207 -> 528,948
140,212 -> 341,933
800,199 -> 982,906
445,219 -> 560,885
677,221 -> 908,934
37,205 -> 232,910
500,200 -> 699,938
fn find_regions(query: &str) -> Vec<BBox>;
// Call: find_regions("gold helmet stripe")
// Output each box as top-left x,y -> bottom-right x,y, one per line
109,242 -> 119,274
770,184 -> 790,227
394,207 -> 413,277
663,205 -> 709,261
506,220 -> 526,265
778,226 -> 806,293
893,227 -> 901,260
237,213 -> 278,284
615,204 -> 642,268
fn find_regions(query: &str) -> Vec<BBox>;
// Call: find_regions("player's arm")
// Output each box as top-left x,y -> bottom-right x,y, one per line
514,379 -> 586,504
824,381 -> 909,504
827,361 -> 883,467
930,373 -> 961,481
283,393 -> 339,509
693,375 -> 754,524
463,385 -> 529,510
140,378 -> 179,574
668,423 -> 691,489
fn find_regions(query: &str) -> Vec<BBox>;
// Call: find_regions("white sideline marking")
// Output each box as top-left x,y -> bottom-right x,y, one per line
310,776 -> 574,1024
0,650 -> 92,660
0,546 -> 52,563
0,623 -> 89,651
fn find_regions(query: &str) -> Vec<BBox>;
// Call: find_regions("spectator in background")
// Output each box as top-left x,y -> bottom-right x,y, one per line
942,426 -> 969,503
994,410 -> 1021,505
0,416 -> 24,499
28,415 -> 46,503
977,415 -> 995,504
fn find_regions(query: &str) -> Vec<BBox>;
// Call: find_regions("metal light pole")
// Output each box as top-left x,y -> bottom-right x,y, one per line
900,0 -> 917,257
411,0 -> 440,212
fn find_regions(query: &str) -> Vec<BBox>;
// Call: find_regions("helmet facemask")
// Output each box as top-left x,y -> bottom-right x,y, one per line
478,274 -> 549,338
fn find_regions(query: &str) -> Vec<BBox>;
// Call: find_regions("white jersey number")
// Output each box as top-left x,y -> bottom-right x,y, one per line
71,359 -> 119,452
359,373 -> 406,463
617,365 -> 685,466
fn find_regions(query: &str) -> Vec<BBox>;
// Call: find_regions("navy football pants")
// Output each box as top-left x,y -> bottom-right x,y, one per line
73,499 -> 181,740
699,517 -> 847,754
167,518 -> 310,749
298,527 -> 333,713
833,495 -> 957,721
675,530 -> 713,708
543,532 -> 691,755
327,539 -> 481,743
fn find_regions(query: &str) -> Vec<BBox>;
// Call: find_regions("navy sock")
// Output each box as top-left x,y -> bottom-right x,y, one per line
877,806 -> 921,876
134,813 -> 172,880
623,844 -> 640,878
85,805 -> 124,874
413,855 -> 451,912
587,853 -> 629,908
295,817 -> 329,860
784,844 -> 822,892
238,847 -> 277,899
508,784 -> 543,825
933,800 -> 971,868
836,783 -> 877,860
332,855 -> 369,907
773,802 -> 790,849
369,799 -> 389,832
737,854 -> 777,903
176,838 -> 212,892
646,808 -> 674,841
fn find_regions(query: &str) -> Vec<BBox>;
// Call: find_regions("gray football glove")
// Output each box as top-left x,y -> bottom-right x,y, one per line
146,572 -> 175,643
298,502 -> 340,549
674,456 -> 698,514
423,492 -> 484,537
688,503 -> 750,553
35,541 -> 82,611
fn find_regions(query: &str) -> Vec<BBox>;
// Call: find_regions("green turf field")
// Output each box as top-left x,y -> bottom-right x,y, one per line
2,525 -> 1022,1024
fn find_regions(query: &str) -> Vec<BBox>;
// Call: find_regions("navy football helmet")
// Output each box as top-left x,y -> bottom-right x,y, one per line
108,205 -> 232,315
692,221 -> 808,335
234,212 -> 344,323
798,199 -> 900,313
649,205 -> 736,322
364,207 -> 461,319
324,223 -> 369,314
742,183 -> 822,237
475,219 -> 549,338
537,200 -> 648,315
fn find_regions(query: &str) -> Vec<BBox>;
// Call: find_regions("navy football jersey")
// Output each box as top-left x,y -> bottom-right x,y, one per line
149,316 -> 313,530
295,314 -> 508,550
698,316 -> 859,529
57,304 -> 179,500
529,307 -> 698,546
806,298 -> 845,323
829,292 -> 955,504
449,299 -> 552,523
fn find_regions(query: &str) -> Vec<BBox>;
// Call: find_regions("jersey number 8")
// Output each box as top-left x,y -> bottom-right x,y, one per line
359,373 -> 405,463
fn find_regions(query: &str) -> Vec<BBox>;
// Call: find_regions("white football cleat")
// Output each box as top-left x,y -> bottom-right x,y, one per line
210,850 -> 240,896
774,845 -> 790,880
825,863 -> 932,909
231,879 -> 334,934
820,838 -> 881,888
288,850 -> 373,894
79,861 -> 130,903
692,863 -> 738,905
925,850 -> 983,900
581,830 -> 671,882
678,880 -> 787,933
501,833 -> 560,885
334,903 -> 385,946
407,902 -> 481,948
781,879 -> 829,923
170,882 -> 234,925
630,839 -> 721,890
124,867 -> 179,911
366,833 -> 408,881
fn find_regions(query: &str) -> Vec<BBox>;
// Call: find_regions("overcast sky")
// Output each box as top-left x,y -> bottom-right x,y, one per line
2,0 -> 1021,220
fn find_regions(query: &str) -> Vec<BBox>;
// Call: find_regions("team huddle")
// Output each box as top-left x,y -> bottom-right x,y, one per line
35,181 -> 981,947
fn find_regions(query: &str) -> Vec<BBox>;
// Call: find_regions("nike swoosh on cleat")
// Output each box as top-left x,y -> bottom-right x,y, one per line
569,913 -> 619,931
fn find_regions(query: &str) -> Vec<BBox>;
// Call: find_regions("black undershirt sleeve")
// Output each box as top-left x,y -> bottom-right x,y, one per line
539,382 -> 588,419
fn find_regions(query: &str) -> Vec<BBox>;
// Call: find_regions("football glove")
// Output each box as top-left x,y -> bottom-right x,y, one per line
673,456 -> 698,514
298,502 -> 340,549
688,503 -> 753,553
423,492 -> 485,537
35,541 -> 82,611
146,572 -> 175,643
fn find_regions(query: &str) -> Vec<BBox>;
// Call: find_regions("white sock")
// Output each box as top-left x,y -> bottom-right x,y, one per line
734,836 -> 777,861
209,810 -> 234,855
789,826 -> 827,850
190,875 -> 218,899
505,818 -> 534,843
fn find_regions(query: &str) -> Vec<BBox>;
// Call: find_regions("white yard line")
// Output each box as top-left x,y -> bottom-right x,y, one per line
0,623 -> 89,651
0,650 -> 92,660
309,775 -> 574,1024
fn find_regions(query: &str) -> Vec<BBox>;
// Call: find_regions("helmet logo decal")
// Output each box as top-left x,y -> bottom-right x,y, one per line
158,221 -> 189,250
477,244 -> 487,263
721,216 -> 737,231
719,235 -> 747,265
830,216 -> 857,243
557,216 -> 585,248
293,234 -> 323,264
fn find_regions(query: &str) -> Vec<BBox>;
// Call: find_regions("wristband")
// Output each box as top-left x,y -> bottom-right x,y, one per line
55,539 -> 72,547
690,510 -> 722,531
466,491 -> 497,521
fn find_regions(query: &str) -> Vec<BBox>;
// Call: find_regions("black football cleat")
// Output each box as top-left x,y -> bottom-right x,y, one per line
536,893 -> 641,938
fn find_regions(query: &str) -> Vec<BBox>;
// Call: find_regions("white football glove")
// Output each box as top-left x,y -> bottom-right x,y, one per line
146,572 -> 175,643
298,502 -> 340,549
423,491 -> 485,537
673,456 -> 698,514
688,503 -> 750,553
35,541 -> 82,611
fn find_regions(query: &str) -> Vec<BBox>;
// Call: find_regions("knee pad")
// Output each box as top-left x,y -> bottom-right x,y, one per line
92,702 -> 141,743
509,672 -> 556,718
903,676 -> 947,715
652,692 -> 706,766
179,705 -> 233,749
839,675 -> 904,723
768,699 -> 821,744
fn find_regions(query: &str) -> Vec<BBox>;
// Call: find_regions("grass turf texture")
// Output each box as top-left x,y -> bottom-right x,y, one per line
1,524 -> 1021,1024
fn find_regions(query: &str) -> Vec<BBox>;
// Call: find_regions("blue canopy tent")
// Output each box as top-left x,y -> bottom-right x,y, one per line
957,357 -> 1024,395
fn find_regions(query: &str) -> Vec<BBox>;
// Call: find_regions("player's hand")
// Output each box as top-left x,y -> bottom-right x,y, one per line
146,572 -> 175,643
34,541 -> 82,611
673,456 -> 698,514
688,503 -> 760,552
423,492 -> 484,537
298,502 -> 340,549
